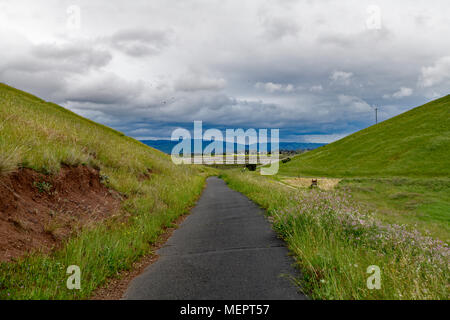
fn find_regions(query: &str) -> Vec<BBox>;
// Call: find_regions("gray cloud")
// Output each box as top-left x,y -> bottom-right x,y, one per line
318,28 -> 392,49
1,41 -> 111,75
63,73 -> 144,105
109,28 -> 172,57
419,56 -> 450,88
330,71 -> 354,86
383,87 -> 413,99
259,15 -> 300,40
255,82 -> 296,93
31,42 -> 112,69
0,0 -> 449,142
174,73 -> 226,92
0,35 -> 113,99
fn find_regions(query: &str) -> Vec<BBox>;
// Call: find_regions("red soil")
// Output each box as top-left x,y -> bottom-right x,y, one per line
0,165 -> 121,262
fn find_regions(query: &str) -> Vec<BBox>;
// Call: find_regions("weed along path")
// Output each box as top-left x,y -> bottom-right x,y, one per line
124,177 -> 305,300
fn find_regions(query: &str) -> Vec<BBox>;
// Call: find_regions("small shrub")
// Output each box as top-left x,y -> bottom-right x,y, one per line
34,181 -> 53,193
100,174 -> 110,185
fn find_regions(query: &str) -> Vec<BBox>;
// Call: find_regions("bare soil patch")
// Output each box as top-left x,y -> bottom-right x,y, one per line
284,177 -> 341,190
0,165 -> 121,262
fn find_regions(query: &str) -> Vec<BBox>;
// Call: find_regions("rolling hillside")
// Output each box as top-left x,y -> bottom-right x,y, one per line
0,83 -> 209,299
279,95 -> 450,177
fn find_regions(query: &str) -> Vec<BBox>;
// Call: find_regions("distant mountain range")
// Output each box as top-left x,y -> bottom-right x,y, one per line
140,139 -> 326,154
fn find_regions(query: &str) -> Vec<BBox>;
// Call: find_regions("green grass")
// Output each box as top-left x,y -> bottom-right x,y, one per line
280,95 -> 450,178
220,170 -> 449,300
338,178 -> 450,242
275,95 -> 450,243
0,83 -> 213,299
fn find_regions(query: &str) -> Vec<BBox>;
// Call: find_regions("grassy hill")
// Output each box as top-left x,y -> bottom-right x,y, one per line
0,83 -> 210,299
279,95 -> 450,178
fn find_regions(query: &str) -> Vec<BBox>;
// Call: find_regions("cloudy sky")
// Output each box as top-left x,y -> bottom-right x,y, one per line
1,0 -> 449,143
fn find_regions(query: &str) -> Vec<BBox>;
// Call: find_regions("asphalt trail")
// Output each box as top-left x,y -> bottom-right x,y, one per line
124,177 -> 306,300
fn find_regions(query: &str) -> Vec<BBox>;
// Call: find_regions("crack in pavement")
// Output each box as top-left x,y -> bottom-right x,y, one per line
161,244 -> 287,257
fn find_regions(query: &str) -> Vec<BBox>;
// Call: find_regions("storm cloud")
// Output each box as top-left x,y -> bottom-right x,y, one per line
0,0 -> 449,142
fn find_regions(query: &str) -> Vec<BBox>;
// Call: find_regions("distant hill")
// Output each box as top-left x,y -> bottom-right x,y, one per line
140,139 -> 325,155
279,95 -> 450,177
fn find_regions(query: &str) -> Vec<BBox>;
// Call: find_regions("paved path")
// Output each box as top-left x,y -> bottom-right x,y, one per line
124,177 -> 305,300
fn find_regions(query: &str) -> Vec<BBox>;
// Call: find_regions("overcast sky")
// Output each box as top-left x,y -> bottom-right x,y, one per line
1,0 -> 449,142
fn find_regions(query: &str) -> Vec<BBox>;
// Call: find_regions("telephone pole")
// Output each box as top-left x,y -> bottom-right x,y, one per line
375,107 -> 378,124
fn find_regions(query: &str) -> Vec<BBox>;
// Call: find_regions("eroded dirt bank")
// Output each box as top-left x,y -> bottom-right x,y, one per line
0,165 -> 121,262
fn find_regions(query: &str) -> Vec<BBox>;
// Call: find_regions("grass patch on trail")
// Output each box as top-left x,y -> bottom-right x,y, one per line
220,170 -> 449,300
0,83 -> 214,299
